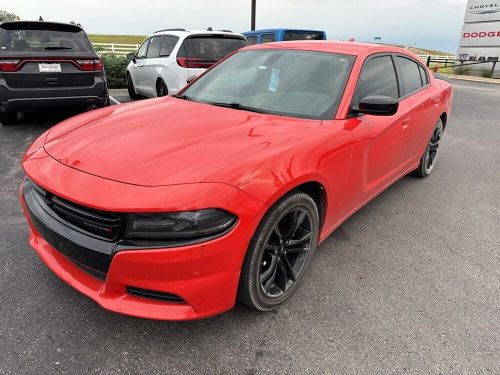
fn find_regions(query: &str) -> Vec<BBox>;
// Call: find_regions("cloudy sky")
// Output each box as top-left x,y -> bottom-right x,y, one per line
8,0 -> 467,52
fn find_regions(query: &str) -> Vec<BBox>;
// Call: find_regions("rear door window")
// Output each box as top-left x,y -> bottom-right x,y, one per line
159,36 -> 178,57
179,36 -> 247,67
354,55 -> 399,105
397,56 -> 424,96
246,35 -> 257,45
418,64 -> 429,85
283,31 -> 325,41
261,34 -> 276,43
0,24 -> 92,53
146,36 -> 162,59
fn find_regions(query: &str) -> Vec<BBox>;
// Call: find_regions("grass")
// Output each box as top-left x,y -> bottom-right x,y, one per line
88,34 -> 146,45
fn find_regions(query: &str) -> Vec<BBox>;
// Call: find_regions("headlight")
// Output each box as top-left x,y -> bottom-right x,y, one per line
124,209 -> 237,241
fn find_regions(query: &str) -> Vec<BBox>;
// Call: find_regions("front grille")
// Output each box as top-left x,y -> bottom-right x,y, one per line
30,181 -> 123,241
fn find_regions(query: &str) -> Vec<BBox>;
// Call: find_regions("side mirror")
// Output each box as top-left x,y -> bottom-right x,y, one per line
187,75 -> 198,84
127,52 -> 136,63
353,95 -> 399,116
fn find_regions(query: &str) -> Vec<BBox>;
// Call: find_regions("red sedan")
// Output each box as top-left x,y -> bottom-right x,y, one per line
21,42 -> 453,320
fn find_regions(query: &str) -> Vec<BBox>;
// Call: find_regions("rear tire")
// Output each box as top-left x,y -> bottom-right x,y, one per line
411,118 -> 444,178
156,80 -> 168,97
238,191 -> 319,311
127,73 -> 141,100
0,111 -> 20,126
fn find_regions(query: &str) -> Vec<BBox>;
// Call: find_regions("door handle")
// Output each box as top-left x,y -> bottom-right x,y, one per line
402,118 -> 410,130
433,97 -> 440,107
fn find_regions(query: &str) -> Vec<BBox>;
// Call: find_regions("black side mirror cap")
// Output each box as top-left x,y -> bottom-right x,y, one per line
127,52 -> 136,63
352,95 -> 399,116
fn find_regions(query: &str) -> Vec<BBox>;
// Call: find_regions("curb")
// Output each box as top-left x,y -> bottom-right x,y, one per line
442,74 -> 500,84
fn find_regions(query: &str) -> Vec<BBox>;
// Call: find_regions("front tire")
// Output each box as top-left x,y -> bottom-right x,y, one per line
411,118 -> 444,178
238,191 -> 319,311
127,73 -> 141,100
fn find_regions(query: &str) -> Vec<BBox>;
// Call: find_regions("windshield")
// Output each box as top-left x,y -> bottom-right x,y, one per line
180,49 -> 355,119
0,27 -> 92,53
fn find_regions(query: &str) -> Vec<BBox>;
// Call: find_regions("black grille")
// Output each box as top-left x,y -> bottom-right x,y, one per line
29,181 -> 123,241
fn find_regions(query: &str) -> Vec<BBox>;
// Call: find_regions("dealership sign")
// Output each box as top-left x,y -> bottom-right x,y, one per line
464,0 -> 500,22
459,21 -> 500,47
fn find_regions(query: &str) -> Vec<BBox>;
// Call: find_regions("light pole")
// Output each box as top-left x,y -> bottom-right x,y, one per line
251,0 -> 256,31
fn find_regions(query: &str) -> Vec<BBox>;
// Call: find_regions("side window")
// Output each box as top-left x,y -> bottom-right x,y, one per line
354,55 -> 399,105
261,34 -> 276,43
397,56 -> 424,96
246,35 -> 257,45
146,36 -> 162,59
418,64 -> 429,85
136,38 -> 150,59
159,36 -> 178,57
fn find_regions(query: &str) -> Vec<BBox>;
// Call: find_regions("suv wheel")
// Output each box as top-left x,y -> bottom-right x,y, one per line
127,73 -> 141,100
0,112 -> 20,126
156,80 -> 168,97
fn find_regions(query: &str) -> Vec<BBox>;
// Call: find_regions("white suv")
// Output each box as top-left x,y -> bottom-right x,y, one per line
126,28 -> 247,99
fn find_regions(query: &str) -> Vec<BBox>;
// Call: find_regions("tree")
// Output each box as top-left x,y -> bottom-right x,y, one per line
0,10 -> 17,22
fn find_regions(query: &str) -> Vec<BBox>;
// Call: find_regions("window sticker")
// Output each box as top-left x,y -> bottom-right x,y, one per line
268,68 -> 280,92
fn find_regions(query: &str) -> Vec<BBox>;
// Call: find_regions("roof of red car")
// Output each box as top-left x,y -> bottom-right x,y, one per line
244,40 -> 415,58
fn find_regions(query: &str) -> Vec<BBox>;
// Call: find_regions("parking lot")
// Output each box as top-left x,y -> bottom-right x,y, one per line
0,79 -> 499,374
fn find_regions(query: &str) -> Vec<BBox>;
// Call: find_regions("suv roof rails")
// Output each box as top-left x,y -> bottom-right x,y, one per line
154,28 -> 186,33
219,29 -> 233,32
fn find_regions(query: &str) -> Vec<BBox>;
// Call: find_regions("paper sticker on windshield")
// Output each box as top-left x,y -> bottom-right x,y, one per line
268,68 -> 280,92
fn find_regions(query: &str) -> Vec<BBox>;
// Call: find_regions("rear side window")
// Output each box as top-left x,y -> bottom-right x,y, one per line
354,55 -> 399,104
137,38 -> 150,59
397,56 -> 424,96
419,64 -> 429,85
159,36 -> 178,57
283,31 -> 325,41
246,35 -> 257,45
180,36 -> 247,64
146,36 -> 162,58
261,34 -> 276,43
0,25 -> 92,53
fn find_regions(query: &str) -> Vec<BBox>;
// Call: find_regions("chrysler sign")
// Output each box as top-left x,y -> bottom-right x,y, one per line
465,1 -> 500,22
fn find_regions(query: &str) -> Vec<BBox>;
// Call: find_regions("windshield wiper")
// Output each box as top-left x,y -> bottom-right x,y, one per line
173,94 -> 194,101
207,102 -> 269,114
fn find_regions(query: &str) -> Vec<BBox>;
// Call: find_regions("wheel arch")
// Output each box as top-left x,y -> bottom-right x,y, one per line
156,77 -> 168,95
440,112 -> 448,130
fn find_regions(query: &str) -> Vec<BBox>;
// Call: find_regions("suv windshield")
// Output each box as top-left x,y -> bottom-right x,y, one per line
180,49 -> 355,119
0,24 -> 92,53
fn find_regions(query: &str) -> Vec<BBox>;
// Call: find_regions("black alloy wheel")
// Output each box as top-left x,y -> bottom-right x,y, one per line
238,191 -> 319,311
411,118 -> 444,178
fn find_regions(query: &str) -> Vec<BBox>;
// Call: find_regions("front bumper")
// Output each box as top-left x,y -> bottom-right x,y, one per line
20,148 -> 263,320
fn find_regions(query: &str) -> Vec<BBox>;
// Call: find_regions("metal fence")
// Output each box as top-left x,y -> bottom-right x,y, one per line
92,43 -> 139,55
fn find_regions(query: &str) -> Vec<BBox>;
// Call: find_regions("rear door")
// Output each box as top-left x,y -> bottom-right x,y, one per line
141,35 -> 163,97
395,56 -> 440,167
349,54 -> 412,204
0,22 -> 99,90
177,35 -> 247,78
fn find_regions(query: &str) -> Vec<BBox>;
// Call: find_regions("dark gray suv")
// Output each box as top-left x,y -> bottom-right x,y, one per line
0,21 -> 108,125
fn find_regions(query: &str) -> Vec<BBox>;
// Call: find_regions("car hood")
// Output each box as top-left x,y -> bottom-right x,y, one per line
44,97 -> 321,187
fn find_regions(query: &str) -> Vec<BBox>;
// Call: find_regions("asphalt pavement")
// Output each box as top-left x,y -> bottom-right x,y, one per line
0,80 -> 499,374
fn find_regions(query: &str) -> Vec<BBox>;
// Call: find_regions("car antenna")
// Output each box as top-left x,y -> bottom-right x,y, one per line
39,16 -> 44,21
207,27 -> 213,31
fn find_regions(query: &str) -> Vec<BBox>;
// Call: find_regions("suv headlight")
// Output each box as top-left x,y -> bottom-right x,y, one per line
124,209 -> 237,241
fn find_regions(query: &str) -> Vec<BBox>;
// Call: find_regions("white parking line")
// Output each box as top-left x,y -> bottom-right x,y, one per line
109,96 -> 121,105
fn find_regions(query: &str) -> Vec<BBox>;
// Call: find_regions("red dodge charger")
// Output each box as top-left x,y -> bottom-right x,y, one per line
21,42 -> 453,320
